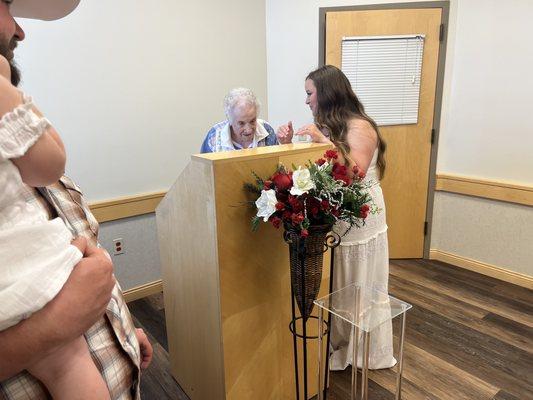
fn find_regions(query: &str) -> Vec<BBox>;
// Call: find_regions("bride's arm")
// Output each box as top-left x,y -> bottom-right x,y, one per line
295,119 -> 377,175
344,119 -> 378,174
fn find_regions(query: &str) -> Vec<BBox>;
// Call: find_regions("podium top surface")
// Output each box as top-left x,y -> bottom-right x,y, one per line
192,143 -> 332,164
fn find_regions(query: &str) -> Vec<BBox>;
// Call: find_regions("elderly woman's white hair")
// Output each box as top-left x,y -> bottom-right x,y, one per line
224,88 -> 261,123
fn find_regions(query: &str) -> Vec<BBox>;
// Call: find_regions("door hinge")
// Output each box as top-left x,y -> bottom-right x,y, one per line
431,128 -> 436,144
424,221 -> 429,236
439,23 -> 445,42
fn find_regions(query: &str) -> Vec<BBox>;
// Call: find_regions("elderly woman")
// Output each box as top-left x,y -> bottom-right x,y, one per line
200,88 -> 292,153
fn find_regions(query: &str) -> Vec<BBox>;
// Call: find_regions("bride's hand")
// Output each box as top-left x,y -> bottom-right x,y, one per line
296,124 -> 331,144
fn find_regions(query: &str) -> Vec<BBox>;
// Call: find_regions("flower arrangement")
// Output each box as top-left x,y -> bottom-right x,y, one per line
245,150 -> 375,237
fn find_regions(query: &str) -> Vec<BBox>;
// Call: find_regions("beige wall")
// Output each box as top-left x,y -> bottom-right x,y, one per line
431,192 -> 532,277
14,0 -> 268,291
16,0 -> 268,202
16,0 -> 531,289
266,0 -> 440,129
266,0 -> 532,280
435,0 -> 533,184
430,0 -> 532,278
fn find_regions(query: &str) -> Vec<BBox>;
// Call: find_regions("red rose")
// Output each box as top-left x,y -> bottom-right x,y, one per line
272,172 -> 292,191
325,150 -> 338,160
332,163 -> 351,185
352,165 -> 359,175
340,175 -> 352,186
263,180 -> 272,189
306,197 -> 321,217
332,162 -> 348,175
288,195 -> 303,213
358,170 -> 366,180
316,158 -> 326,166
275,202 -> 285,211
291,213 -> 305,225
282,210 -> 292,220
277,192 -> 288,203
271,216 -> 282,228
300,229 -> 309,238
321,200 -> 330,210
359,204 -> 370,219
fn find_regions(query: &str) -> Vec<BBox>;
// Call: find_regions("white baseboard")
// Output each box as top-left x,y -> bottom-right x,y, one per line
429,249 -> 533,289
123,279 -> 163,303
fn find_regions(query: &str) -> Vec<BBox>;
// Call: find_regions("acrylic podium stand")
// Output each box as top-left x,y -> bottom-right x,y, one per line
156,143 -> 332,400
314,284 -> 412,400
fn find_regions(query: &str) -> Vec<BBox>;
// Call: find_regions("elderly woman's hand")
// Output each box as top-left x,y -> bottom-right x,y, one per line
296,124 -> 332,144
276,121 -> 294,144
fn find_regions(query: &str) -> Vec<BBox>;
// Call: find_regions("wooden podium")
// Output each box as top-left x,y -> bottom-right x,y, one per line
156,143 -> 332,400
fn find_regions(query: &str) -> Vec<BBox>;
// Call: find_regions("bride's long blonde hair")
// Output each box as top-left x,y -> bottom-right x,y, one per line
306,65 -> 386,178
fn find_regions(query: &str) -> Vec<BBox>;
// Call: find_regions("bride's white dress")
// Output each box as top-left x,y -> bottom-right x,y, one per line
329,149 -> 396,370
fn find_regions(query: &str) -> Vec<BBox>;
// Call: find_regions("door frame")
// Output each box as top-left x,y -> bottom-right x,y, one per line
318,1 -> 450,259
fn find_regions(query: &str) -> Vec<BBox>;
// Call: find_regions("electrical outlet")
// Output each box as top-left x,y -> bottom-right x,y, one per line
113,238 -> 125,255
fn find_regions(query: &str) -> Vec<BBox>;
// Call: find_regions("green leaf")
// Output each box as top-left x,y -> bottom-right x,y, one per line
243,182 -> 262,195
251,215 -> 261,232
251,171 -> 264,186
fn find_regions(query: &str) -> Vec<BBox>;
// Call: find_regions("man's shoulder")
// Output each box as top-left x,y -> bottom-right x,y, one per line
40,175 -> 83,196
58,175 -> 83,193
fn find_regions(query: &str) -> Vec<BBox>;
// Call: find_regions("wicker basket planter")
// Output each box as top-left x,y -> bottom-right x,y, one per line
284,223 -> 333,322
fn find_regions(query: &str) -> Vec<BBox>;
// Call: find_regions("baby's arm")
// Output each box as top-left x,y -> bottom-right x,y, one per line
11,116 -> 66,187
0,71 -> 67,187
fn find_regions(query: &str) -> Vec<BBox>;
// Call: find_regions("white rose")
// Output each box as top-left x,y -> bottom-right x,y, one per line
255,189 -> 278,222
290,167 -> 315,196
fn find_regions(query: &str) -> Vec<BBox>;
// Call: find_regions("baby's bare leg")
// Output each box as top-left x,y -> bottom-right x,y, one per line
28,335 -> 110,400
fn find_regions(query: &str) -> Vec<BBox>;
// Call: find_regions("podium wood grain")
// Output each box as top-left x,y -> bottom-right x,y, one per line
156,144 -> 332,400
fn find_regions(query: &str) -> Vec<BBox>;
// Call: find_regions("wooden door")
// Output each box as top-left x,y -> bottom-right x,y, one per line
325,8 -> 442,258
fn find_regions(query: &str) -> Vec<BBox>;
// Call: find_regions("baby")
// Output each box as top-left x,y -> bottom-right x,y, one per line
0,55 -> 110,399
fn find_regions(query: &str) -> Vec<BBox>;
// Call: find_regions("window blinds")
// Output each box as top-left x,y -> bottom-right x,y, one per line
341,34 -> 425,126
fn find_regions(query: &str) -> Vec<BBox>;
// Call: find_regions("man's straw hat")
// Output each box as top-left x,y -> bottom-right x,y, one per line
11,0 -> 80,21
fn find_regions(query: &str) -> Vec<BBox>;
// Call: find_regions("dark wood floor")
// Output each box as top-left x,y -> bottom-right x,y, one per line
129,259 -> 533,400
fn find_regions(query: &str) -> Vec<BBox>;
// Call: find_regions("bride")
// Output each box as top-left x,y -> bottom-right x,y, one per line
278,64 -> 395,370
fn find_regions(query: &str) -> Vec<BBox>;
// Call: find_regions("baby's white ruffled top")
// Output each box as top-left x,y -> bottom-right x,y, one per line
0,93 -> 82,330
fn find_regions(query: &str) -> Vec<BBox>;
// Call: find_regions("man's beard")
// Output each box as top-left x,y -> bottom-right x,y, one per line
0,36 -> 21,86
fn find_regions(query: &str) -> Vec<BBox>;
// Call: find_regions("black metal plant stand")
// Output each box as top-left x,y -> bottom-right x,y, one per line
284,225 -> 340,400
322,245 -> 335,400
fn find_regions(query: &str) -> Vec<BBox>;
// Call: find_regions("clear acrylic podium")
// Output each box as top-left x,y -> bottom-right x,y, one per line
314,284 -> 412,400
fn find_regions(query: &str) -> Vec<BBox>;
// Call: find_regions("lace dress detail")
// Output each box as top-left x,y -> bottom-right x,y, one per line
0,94 -> 82,330
329,149 -> 396,370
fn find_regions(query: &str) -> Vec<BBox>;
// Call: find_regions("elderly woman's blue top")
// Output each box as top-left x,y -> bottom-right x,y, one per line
200,119 -> 278,153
